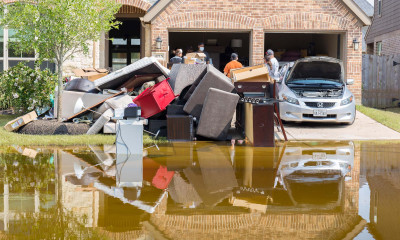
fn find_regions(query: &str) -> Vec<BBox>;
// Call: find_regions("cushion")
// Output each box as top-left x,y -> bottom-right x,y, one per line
196,88 -> 239,140
168,64 -> 208,96
183,65 -> 234,118
105,94 -> 133,110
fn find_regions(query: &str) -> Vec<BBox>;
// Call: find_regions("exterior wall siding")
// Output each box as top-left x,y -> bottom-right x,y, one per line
150,0 -> 364,101
381,33 -> 400,55
366,0 -> 400,56
366,0 -> 400,44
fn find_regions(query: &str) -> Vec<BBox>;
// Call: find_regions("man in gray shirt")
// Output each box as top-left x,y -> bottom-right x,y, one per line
266,49 -> 279,81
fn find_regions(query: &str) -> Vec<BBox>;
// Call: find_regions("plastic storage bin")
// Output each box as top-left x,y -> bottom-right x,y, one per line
133,79 -> 175,119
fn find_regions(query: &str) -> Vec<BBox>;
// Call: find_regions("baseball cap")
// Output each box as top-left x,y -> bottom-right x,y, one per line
231,53 -> 238,59
266,49 -> 274,55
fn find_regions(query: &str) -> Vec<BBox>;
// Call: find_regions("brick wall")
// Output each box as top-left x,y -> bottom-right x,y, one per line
62,41 -> 101,76
150,0 -> 364,102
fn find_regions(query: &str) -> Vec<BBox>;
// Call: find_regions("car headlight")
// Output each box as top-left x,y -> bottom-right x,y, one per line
282,94 -> 299,105
341,96 -> 353,106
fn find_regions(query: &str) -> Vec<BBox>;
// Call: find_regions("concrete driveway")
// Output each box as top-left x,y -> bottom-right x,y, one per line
276,111 -> 400,141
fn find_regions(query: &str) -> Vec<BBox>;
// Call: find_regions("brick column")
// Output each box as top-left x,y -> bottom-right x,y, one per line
252,27 -> 264,65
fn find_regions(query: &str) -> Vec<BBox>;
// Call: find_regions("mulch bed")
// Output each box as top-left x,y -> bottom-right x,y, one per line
18,120 -> 91,135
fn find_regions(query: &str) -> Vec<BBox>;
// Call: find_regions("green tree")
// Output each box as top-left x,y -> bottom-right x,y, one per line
0,0 -> 121,120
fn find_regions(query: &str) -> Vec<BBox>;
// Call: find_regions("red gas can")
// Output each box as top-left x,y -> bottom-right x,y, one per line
133,79 -> 175,119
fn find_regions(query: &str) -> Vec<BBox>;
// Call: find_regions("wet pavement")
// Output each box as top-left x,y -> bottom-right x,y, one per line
0,141 -> 399,239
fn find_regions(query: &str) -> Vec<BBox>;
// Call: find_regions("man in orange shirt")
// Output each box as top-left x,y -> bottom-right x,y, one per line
224,53 -> 243,78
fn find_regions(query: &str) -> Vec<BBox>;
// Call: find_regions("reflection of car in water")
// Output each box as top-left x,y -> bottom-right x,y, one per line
275,141 -> 354,209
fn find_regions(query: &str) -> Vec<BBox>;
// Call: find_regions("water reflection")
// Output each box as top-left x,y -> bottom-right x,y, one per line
0,142 -> 399,239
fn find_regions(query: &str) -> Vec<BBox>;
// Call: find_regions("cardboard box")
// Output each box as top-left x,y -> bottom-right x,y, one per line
22,148 -> 38,159
4,111 -> 37,132
184,53 -> 207,64
231,65 -> 273,83
72,68 -> 109,81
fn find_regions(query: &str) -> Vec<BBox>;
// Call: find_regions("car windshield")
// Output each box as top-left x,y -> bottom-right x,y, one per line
287,61 -> 343,85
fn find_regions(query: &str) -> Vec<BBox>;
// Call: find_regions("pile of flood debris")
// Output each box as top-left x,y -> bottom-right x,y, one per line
5,56 -> 281,146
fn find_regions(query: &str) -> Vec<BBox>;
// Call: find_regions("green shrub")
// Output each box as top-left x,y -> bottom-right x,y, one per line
0,62 -> 57,112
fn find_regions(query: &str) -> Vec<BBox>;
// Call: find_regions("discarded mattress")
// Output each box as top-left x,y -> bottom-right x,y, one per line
94,57 -> 170,90
183,65 -> 234,118
168,64 -> 207,96
196,88 -> 239,140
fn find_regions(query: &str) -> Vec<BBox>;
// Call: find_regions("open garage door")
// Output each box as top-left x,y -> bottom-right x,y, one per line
264,33 -> 345,65
169,32 -> 250,71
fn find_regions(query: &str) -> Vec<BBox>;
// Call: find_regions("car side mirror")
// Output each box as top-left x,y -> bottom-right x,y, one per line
346,79 -> 354,85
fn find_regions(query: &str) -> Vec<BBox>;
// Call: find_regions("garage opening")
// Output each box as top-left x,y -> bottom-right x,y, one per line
169,32 -> 250,71
264,33 -> 344,64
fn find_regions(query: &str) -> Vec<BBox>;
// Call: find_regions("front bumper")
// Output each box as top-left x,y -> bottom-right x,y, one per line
279,100 -> 355,123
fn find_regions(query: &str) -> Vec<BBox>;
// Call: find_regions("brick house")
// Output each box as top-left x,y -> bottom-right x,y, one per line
365,0 -> 400,56
1,0 -> 371,101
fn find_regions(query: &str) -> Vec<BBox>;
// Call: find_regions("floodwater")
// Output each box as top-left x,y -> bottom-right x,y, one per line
0,141 -> 399,240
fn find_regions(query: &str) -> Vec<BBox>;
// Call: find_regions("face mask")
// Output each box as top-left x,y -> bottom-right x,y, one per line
199,47 -> 204,51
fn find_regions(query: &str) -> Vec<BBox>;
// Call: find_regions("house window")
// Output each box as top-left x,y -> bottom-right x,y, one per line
0,28 -> 55,72
378,0 -> 382,16
376,41 -> 382,56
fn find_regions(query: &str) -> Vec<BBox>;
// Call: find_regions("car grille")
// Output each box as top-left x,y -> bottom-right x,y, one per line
305,102 -> 336,108
303,114 -> 337,119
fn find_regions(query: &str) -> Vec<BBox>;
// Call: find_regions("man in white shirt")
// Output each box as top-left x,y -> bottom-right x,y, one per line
266,49 -> 279,81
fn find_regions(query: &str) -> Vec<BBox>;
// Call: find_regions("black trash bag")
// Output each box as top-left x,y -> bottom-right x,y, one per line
65,78 -> 99,93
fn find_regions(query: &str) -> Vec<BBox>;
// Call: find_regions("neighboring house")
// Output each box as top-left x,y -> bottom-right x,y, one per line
366,0 -> 400,55
1,0 -> 371,102
353,0 -> 374,53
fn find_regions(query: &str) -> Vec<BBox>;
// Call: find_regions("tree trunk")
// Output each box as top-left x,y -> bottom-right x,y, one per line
56,61 -> 63,122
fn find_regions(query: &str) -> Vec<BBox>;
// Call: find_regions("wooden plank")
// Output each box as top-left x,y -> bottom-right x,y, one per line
367,55 -> 373,107
380,55 -> 385,107
371,55 -> 377,107
388,55 -> 393,107
395,55 -> 400,105
362,54 -> 368,106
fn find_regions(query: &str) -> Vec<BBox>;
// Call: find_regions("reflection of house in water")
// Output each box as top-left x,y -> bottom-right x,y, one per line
361,143 -> 400,240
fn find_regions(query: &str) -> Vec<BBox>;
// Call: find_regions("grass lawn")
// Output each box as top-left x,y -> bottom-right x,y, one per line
357,105 -> 400,133
0,115 -> 164,146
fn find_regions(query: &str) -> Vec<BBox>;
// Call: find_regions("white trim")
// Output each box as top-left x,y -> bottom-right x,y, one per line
342,0 -> 372,26
142,0 -> 172,23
